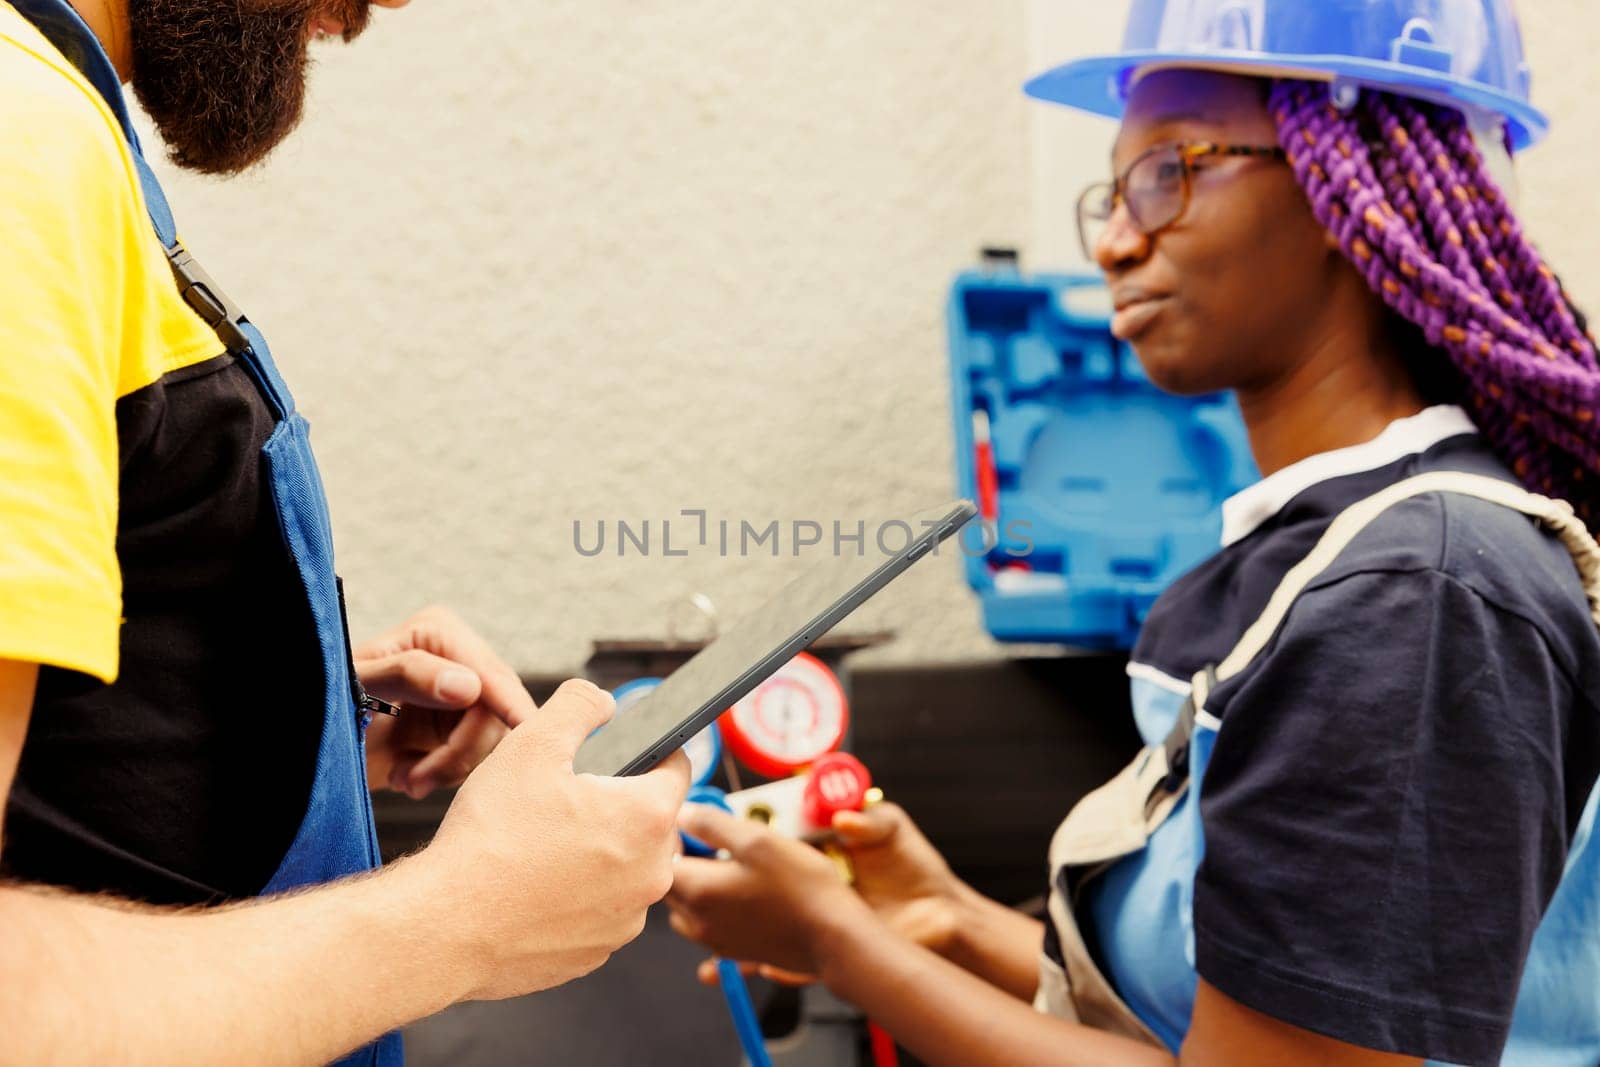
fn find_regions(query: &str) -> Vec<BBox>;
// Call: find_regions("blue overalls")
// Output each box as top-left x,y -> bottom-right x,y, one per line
14,3 -> 403,1063
1037,473 -> 1600,1066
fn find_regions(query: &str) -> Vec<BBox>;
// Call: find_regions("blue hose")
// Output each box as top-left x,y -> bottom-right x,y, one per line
717,959 -> 774,1067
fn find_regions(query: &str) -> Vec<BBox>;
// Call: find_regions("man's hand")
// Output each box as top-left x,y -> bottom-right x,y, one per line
0,676 -> 694,1064
410,678 -> 692,1000
355,605 -> 534,797
666,804 -> 875,980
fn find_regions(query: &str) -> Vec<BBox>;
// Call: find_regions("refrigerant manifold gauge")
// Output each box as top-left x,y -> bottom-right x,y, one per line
717,652 -> 849,779
611,676 -> 723,787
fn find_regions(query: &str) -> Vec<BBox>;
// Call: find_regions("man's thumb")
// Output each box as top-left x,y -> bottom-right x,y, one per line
530,678 -> 616,758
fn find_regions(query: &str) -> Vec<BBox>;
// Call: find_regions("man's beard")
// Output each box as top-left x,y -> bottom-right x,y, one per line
128,0 -> 371,175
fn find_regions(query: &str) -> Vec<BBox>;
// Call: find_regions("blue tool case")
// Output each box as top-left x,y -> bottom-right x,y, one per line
947,263 -> 1258,649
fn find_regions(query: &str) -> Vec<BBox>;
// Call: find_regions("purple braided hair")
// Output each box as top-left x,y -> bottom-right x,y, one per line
1268,79 -> 1600,525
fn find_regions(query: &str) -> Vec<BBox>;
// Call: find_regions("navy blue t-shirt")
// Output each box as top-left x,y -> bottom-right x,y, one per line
1127,420 -> 1600,1064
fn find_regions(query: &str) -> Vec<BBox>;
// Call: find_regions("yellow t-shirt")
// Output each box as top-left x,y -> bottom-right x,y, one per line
0,2 -> 221,683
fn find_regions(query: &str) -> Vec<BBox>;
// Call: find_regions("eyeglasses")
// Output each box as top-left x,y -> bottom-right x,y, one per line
1076,141 -> 1287,261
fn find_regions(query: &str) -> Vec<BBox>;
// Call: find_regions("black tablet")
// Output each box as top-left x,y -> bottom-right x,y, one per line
572,500 -> 977,777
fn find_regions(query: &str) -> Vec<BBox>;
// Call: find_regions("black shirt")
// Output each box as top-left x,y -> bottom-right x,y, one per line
1130,418 -> 1600,1064
3,354 -> 324,905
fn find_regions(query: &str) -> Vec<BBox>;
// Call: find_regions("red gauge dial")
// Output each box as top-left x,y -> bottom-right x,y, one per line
719,652 -> 849,779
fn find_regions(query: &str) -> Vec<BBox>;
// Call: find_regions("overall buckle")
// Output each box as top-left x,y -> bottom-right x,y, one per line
165,242 -> 252,354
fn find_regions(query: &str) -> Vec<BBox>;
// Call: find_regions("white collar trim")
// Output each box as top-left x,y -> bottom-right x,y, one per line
1220,405 -> 1478,547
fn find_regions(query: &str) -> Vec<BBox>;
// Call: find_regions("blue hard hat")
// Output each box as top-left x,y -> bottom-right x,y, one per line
1025,0 -> 1547,149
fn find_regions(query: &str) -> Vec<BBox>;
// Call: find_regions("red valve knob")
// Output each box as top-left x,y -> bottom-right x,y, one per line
802,752 -> 872,830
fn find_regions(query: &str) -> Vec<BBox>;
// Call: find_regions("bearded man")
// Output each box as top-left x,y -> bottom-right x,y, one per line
0,3 -> 690,1063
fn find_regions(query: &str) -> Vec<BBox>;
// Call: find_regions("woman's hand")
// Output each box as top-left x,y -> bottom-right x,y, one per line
833,802 -> 971,956
666,804 -> 877,980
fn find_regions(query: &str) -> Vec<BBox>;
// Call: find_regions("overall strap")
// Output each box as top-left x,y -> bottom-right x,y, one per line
1212,471 -> 1600,690
1156,472 -> 1600,785
8,0 -> 296,419
131,160 -> 297,422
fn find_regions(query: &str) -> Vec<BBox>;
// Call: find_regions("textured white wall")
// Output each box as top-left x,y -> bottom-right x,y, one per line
141,2 -> 1033,674
139,1 -> 1598,677
1514,2 -> 1600,307
1025,1 -> 1124,269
